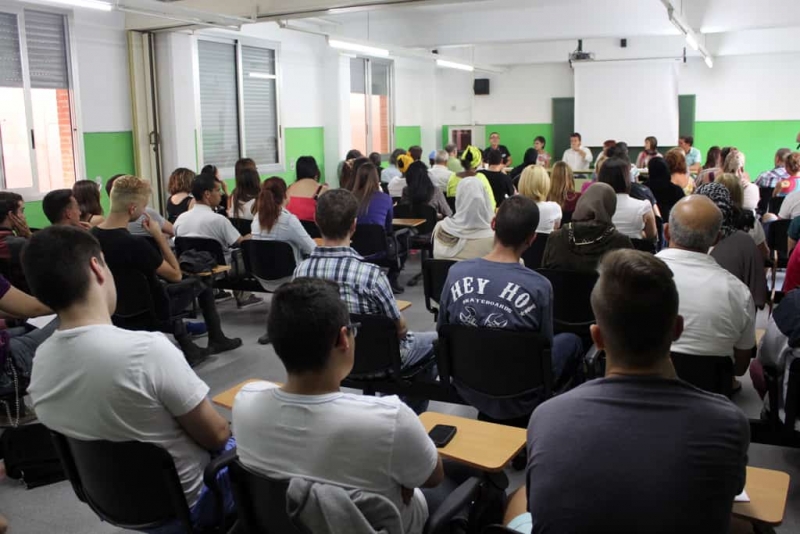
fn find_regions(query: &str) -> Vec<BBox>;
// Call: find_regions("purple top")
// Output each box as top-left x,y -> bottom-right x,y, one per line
0,275 -> 10,299
356,192 -> 394,234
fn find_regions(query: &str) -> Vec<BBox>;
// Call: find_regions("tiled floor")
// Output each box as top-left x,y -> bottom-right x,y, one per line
1,257 -> 798,533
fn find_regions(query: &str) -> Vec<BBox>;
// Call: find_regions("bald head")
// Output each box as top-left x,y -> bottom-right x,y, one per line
667,195 -> 722,252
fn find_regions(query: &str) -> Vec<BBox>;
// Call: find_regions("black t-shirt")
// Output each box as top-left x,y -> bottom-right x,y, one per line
91,227 -> 169,319
480,170 -> 516,206
484,145 -> 511,166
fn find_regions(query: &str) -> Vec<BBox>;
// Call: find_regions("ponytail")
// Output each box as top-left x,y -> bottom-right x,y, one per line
257,177 -> 288,231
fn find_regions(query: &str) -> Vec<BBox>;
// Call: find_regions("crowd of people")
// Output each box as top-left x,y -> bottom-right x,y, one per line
0,129 -> 799,534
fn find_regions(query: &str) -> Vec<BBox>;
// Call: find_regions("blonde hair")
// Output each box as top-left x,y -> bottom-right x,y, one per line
723,150 -> 746,174
168,168 -> 195,195
519,165 -> 551,202
110,175 -> 151,214
547,161 -> 575,206
715,173 -> 744,208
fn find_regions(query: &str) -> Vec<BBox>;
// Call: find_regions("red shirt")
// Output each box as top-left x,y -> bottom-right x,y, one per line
286,197 -> 317,222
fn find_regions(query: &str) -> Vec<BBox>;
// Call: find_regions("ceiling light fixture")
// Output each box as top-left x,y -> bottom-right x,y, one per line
685,33 -> 699,51
704,55 -> 713,68
327,38 -> 389,58
436,59 -> 475,72
40,0 -> 113,11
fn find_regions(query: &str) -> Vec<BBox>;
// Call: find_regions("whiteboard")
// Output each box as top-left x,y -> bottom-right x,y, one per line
573,60 -> 680,148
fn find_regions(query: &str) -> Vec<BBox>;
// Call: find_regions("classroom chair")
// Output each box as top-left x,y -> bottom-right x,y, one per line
51,432 -> 220,533
299,219 -> 321,239
521,233 -> 548,269
174,236 -> 262,294
393,203 -> 438,287
630,238 -> 657,254
241,240 -> 297,287
351,224 -> 397,266
228,217 -> 253,236
669,352 -> 734,397
536,269 -> 597,344
422,259 -> 457,321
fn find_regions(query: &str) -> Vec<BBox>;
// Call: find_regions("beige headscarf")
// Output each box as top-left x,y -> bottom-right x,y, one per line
436,177 -> 495,257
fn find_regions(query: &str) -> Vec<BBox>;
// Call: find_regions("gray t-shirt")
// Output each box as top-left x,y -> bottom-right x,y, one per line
526,376 -> 749,534
128,207 -> 166,237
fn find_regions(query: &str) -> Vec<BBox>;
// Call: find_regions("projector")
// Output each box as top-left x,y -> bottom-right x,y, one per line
569,51 -> 595,62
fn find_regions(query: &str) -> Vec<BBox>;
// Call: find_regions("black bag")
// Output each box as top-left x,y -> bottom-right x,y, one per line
178,250 -> 217,275
0,423 -> 66,489
0,333 -> 30,426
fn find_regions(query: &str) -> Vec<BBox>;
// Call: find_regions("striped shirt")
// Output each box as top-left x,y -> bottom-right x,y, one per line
756,167 -> 789,189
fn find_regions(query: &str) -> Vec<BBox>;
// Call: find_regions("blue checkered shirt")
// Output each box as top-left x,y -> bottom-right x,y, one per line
756,167 -> 789,188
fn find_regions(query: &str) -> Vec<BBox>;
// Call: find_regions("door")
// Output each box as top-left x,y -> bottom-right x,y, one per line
552,97 -> 575,164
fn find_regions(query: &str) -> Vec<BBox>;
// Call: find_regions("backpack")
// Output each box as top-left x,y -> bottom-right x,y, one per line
178,250 -> 217,275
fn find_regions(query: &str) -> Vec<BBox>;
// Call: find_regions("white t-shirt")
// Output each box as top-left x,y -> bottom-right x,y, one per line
613,194 -> 651,239
233,383 -> 438,534
742,181 -> 759,212
779,190 -> 800,220
231,198 -> 256,220
173,204 -> 241,260
28,325 -> 211,506
388,177 -> 407,198
428,166 -> 453,193
561,147 -> 593,171
656,248 -> 756,359
535,201 -> 562,234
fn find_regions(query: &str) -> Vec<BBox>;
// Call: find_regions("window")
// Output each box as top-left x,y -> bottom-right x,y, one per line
0,8 -> 79,197
349,57 -> 393,156
196,37 -> 281,174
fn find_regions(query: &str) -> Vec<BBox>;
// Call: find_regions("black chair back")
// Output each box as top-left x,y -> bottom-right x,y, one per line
423,259 -> 457,317
111,269 -> 159,331
351,224 -> 389,258
349,313 -> 402,379
782,358 -> 800,440
767,219 -> 791,267
670,352 -> 734,397
175,236 -> 226,265
50,432 -> 193,532
446,196 -> 456,214
242,240 -> 296,283
394,204 -> 438,236
769,196 -> 786,216
537,269 -> 598,338
758,187 -> 774,215
229,217 -> 252,236
630,238 -> 657,254
228,460 -> 308,534
521,233 -> 549,270
299,219 -> 321,239
438,324 -> 553,398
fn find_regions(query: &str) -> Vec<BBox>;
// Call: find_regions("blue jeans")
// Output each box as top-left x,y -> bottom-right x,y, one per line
144,437 -> 236,534
551,333 -> 584,390
399,331 -> 438,414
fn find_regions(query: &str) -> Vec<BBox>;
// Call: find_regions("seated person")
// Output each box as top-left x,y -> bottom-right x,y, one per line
480,149 -> 516,206
233,278 -> 443,534
541,182 -> 633,272
105,174 -> 174,237
400,161 -> 452,220
229,168 -> 260,221
166,167 -> 196,223
506,249 -> 749,533
599,158 -> 658,241
174,173 -> 262,308
437,196 -> 583,420
446,146 -> 496,210
656,196 -> 756,378
381,148 -> 406,185
286,156 -> 327,222
518,165 -> 561,234
25,226 -> 235,532
388,154 -> 414,198
0,191 -> 32,290
294,189 -> 437,412
93,175 -> 242,365
251,177 -> 316,266
73,179 -> 106,227
42,189 -> 87,228
432,177 -> 495,261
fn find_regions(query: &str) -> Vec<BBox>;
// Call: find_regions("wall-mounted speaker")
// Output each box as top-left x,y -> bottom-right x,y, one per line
474,78 -> 490,95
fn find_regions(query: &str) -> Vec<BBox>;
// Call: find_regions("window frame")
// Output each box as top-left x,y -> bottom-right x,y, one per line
349,56 -> 395,158
0,1 -> 85,201
193,34 -> 284,178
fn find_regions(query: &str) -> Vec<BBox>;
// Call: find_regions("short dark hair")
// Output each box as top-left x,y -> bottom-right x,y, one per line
296,156 -> 320,181
42,189 -> 75,224
369,152 -> 382,168
495,195 -> 540,248
486,149 -> 503,166
390,148 -> 407,165
680,135 -> 694,146
591,249 -> 679,367
408,146 -> 423,161
191,172 -> 217,201
105,174 -> 125,197
268,277 -> 350,374
598,158 -> 631,194
570,132 -> 582,141
345,150 -> 364,160
23,225 -> 105,311
0,192 -> 22,223
534,136 -> 546,148
315,189 -> 358,240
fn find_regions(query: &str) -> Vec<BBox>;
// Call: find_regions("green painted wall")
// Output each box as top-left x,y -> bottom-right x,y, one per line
394,126 -> 422,150
25,131 -> 135,229
695,120 -> 800,180
484,124 -> 553,165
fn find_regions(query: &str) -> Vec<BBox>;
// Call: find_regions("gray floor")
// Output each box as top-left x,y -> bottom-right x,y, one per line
1,255 -> 798,533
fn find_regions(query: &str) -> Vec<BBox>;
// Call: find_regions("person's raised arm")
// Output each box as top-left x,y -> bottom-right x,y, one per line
0,284 -> 52,318
144,213 -> 182,283
176,398 -> 231,451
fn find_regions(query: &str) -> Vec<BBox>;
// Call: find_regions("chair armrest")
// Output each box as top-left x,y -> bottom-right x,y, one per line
203,447 -> 237,532
426,476 -> 482,534
584,345 -> 605,380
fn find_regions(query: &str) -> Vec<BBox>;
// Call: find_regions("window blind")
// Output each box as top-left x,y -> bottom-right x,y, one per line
0,12 -> 22,88
241,45 -> 278,166
24,10 -> 69,89
198,40 -> 240,169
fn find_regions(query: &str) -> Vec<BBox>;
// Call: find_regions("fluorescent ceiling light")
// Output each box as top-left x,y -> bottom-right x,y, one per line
40,0 -> 113,10
685,33 -> 699,51
248,72 -> 275,80
704,55 -> 713,68
436,59 -> 475,72
328,38 -> 389,58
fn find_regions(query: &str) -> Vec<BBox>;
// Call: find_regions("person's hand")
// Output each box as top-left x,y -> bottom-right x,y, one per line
401,486 -> 414,505
76,221 -> 92,230
142,212 -> 163,238
8,212 -> 31,238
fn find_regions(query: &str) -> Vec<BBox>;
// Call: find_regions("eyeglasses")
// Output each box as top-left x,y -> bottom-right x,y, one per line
345,322 -> 361,338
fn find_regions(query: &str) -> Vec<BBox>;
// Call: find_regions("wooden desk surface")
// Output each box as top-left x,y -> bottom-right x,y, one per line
393,218 -> 426,228
419,412 -> 526,472
734,466 -> 790,525
396,300 -> 412,312
213,379 -> 270,410
184,265 -> 231,277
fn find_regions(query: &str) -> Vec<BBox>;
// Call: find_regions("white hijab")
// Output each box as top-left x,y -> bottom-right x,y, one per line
436,177 -> 495,257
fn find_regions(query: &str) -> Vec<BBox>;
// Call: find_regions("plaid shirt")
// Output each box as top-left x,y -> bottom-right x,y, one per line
756,167 -> 790,188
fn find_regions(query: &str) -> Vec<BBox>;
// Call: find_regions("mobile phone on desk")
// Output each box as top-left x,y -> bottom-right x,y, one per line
428,424 -> 457,448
